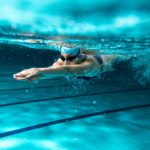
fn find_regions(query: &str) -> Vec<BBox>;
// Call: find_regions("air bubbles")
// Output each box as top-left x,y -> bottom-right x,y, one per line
93,100 -> 97,104
25,89 -> 29,93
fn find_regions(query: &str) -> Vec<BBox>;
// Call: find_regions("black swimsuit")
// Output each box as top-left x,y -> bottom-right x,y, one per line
93,56 -> 103,69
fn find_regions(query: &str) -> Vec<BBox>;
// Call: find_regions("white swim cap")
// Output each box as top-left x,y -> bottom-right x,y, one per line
61,47 -> 80,56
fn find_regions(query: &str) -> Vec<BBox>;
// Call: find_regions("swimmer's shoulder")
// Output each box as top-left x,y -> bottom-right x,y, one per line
52,58 -> 63,66
82,55 -> 101,66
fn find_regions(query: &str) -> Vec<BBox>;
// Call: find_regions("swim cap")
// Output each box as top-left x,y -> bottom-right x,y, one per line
61,47 -> 80,56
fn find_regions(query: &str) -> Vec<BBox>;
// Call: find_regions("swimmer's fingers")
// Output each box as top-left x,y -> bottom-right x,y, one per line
13,73 -> 33,80
13,70 -> 29,79
13,74 -> 22,79
13,68 -> 32,76
13,68 -> 41,81
17,74 -> 34,80
13,74 -> 27,80
18,73 -> 41,81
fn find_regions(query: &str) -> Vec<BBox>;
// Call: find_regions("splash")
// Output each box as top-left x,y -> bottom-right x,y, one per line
132,53 -> 150,85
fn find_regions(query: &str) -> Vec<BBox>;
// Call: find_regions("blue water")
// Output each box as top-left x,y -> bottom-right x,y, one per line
0,0 -> 150,150
0,65 -> 150,150
0,0 -> 150,36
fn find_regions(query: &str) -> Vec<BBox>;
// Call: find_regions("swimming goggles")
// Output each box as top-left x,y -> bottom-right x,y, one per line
60,54 -> 78,61
60,49 -> 80,61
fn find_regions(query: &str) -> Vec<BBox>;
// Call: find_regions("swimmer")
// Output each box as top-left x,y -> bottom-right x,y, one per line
13,46 -> 121,81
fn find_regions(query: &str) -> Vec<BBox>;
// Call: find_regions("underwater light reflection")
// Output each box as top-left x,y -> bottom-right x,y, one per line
0,0 -> 149,36
0,138 -> 23,149
114,16 -> 140,27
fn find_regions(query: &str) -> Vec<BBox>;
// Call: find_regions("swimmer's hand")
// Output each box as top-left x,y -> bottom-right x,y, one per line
13,68 -> 41,81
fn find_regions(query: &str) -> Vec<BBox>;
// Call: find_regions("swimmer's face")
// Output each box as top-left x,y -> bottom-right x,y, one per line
60,54 -> 77,65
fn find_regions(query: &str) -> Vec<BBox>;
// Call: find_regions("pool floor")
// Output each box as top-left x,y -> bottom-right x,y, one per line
0,66 -> 150,150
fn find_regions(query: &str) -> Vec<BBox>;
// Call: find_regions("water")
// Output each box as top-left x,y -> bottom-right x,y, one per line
0,0 -> 150,150
0,0 -> 150,36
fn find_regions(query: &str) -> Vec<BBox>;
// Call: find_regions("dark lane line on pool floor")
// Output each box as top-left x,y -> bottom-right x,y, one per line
0,87 -> 150,108
0,103 -> 149,138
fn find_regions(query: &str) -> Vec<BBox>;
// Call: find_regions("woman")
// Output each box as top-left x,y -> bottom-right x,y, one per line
13,46 -> 119,81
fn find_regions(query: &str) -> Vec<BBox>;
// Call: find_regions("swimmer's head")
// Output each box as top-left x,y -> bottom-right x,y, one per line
61,47 -> 80,56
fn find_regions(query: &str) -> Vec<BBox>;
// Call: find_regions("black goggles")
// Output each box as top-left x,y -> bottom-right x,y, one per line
60,55 -> 78,61
60,49 -> 80,61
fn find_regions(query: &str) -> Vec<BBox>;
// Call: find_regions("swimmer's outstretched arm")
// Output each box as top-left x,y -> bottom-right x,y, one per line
13,60 -> 95,81
40,62 -> 93,76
